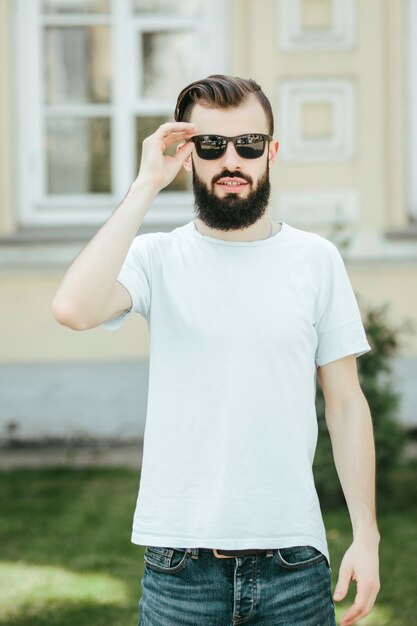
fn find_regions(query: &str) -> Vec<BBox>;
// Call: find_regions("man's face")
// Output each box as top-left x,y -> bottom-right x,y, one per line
182,96 -> 279,232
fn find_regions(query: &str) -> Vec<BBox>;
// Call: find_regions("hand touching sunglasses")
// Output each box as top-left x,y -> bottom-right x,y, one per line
187,133 -> 273,160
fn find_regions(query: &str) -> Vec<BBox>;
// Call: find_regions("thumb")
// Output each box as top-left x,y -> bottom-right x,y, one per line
333,564 -> 351,601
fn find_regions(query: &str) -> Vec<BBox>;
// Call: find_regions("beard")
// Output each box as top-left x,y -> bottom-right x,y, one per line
191,161 -> 271,231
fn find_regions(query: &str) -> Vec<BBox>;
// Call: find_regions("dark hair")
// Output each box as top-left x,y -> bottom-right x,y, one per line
174,74 -> 274,135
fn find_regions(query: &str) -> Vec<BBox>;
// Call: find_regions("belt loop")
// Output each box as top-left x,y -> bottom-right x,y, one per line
266,548 -> 274,557
187,547 -> 199,559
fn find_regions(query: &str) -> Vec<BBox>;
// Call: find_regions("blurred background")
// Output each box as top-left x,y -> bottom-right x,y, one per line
0,1 -> 416,624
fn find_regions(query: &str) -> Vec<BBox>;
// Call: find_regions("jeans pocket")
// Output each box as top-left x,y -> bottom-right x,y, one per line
276,545 -> 326,570
144,546 -> 190,574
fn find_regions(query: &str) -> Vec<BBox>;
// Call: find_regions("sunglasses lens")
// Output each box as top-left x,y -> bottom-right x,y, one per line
235,135 -> 265,159
195,136 -> 226,160
192,134 -> 268,159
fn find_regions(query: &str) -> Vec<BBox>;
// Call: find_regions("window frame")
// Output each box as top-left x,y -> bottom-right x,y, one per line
406,0 -> 417,222
14,0 -> 228,227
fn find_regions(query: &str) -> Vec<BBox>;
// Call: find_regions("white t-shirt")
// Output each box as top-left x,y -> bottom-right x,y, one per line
102,220 -> 371,565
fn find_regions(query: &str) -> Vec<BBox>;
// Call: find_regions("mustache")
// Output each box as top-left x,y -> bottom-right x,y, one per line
212,170 -> 253,185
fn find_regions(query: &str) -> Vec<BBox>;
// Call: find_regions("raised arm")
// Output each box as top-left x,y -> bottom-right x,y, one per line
52,122 -> 195,330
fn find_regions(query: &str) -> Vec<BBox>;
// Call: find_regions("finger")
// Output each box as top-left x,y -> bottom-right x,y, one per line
340,584 -> 373,625
174,140 -> 194,164
333,564 -> 352,601
162,130 -> 196,150
157,122 -> 196,138
364,582 -> 380,614
352,584 -> 380,623
341,601 -> 367,625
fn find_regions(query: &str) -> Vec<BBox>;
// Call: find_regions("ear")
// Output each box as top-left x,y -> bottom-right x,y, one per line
268,140 -> 279,168
177,142 -> 193,172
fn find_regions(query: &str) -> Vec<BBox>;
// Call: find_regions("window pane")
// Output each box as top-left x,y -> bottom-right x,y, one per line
46,117 -> 111,194
42,0 -> 109,14
136,116 -> 191,192
44,27 -> 110,104
132,0 -> 202,16
142,31 -> 197,98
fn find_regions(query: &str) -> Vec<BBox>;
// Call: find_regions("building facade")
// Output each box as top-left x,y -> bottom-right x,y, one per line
1,0 -> 416,438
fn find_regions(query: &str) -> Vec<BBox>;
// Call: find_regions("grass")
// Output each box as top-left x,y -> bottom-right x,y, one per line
0,462 -> 416,626
0,468 -> 141,625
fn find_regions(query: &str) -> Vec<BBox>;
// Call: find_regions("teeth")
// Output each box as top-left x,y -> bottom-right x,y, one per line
221,181 -> 244,186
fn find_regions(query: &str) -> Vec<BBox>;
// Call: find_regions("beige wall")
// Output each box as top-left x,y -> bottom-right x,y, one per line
0,263 -> 416,364
0,270 -> 150,363
0,0 -> 416,366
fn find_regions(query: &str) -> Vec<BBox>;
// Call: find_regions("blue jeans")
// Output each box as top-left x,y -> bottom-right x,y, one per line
138,545 -> 336,625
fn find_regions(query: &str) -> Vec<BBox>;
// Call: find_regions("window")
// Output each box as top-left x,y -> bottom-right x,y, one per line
406,0 -> 417,222
15,0 -> 228,226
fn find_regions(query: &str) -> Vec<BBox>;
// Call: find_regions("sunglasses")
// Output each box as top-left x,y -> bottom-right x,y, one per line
187,133 -> 273,160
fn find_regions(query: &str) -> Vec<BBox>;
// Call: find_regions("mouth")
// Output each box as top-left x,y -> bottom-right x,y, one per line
215,177 -> 249,193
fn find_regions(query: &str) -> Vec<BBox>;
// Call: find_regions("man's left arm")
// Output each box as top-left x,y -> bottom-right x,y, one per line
317,354 -> 381,626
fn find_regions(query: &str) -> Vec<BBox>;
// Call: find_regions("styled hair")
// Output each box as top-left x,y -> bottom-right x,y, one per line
174,74 -> 274,135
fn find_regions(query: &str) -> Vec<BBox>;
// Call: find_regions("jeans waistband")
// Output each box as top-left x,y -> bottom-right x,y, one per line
191,548 -> 275,558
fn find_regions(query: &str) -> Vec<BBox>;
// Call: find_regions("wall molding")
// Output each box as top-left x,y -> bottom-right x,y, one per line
277,0 -> 356,50
278,79 -> 356,161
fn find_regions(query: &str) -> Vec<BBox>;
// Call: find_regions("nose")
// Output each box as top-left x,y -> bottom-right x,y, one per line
220,139 -> 242,169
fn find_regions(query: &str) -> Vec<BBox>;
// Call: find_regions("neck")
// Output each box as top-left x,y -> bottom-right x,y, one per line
194,217 -> 276,242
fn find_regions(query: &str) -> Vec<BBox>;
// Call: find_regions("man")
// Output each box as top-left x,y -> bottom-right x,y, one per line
52,75 -> 380,626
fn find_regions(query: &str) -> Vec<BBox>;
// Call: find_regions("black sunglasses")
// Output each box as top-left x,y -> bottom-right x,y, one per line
187,133 -> 273,160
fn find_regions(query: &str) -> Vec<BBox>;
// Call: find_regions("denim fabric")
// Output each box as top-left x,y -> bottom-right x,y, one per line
138,545 -> 336,625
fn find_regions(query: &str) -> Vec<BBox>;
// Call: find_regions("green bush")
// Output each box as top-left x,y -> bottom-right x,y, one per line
312,229 -> 415,508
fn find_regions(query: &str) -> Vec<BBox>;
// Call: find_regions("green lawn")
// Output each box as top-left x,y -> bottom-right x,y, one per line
0,462 -> 416,626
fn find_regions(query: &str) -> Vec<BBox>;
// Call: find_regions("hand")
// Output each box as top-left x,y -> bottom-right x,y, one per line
333,535 -> 380,625
135,121 -> 196,193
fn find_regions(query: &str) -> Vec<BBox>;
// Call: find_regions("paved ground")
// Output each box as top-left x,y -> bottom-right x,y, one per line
0,441 -> 144,469
0,440 -> 416,470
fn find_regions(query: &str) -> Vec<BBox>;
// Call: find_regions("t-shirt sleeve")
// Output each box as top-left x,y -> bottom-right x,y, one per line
314,240 -> 371,366
100,234 -> 151,331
